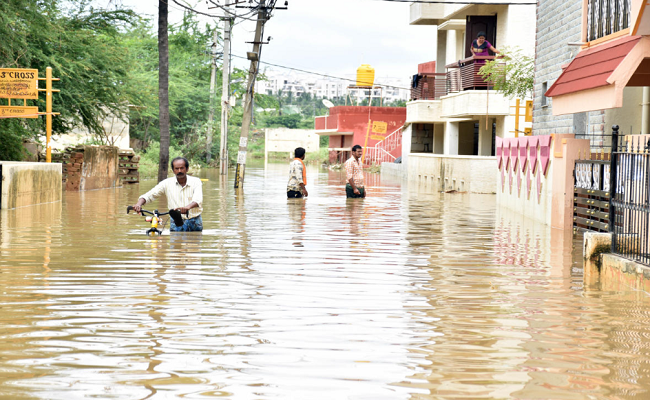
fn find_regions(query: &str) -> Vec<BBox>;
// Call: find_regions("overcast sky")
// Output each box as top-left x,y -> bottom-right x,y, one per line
111,0 -> 436,86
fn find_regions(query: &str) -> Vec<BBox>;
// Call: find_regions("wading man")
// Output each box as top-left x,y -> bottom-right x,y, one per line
287,147 -> 308,198
345,144 -> 366,198
132,157 -> 204,232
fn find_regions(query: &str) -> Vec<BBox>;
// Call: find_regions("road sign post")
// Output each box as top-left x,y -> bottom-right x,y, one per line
0,67 -> 59,162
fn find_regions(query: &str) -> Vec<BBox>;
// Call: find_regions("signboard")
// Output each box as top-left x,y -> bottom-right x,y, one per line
371,135 -> 385,141
0,68 -> 39,99
0,106 -> 39,119
372,121 -> 387,134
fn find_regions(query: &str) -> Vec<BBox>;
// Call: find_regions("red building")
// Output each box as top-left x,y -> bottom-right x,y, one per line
314,106 -> 406,165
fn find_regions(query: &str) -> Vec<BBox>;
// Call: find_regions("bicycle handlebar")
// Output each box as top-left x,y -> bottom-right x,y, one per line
126,206 -> 189,217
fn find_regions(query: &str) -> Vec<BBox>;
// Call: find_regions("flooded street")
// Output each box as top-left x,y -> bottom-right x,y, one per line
2,163 -> 650,399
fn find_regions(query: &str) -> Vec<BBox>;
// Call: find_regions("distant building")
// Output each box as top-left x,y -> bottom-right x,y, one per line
314,106 -> 406,165
255,70 -> 410,104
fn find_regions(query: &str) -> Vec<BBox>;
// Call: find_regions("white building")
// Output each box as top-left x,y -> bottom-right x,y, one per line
255,70 -> 410,104
402,0 -> 536,193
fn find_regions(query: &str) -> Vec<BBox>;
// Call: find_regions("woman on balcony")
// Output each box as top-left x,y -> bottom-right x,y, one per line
471,31 -> 500,64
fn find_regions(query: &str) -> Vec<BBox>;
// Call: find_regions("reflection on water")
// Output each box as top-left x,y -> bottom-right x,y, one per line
0,163 -> 649,399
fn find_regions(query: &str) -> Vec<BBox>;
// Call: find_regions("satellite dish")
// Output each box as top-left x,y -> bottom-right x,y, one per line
322,99 -> 334,108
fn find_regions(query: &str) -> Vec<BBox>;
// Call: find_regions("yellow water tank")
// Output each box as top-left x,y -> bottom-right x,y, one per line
356,64 -> 375,87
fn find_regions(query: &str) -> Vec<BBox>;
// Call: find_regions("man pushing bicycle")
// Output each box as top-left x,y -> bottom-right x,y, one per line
132,157 -> 203,232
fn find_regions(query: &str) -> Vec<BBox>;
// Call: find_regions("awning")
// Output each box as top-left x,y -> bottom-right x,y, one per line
632,0 -> 650,36
545,35 -> 650,115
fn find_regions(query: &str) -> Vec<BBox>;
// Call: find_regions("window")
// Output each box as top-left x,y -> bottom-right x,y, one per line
586,0 -> 630,41
541,82 -> 548,107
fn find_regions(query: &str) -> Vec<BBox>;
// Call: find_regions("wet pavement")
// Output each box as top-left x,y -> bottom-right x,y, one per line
1,163 -> 650,399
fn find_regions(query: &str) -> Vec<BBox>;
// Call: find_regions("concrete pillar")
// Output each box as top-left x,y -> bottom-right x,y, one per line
444,121 -> 459,155
401,125 -> 412,172
433,124 -> 444,154
643,87 -> 650,134
478,117 -> 492,156
495,116 -> 507,139
446,30 -> 457,66
437,30 -> 448,72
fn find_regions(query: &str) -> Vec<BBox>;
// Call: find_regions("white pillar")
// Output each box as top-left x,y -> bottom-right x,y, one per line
433,124 -> 444,154
402,125 -> 412,170
444,121 -> 459,155
446,30 -> 457,65
640,86 -> 650,135
478,117 -> 492,156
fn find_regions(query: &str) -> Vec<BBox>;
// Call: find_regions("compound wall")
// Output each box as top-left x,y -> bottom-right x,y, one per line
0,162 -> 62,209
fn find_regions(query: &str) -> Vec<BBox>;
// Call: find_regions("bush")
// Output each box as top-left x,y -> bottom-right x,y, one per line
305,148 -> 329,164
0,131 -> 26,161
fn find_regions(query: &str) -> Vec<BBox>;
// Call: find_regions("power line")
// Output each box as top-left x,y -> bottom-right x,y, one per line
169,0 -> 259,21
230,54 -> 411,91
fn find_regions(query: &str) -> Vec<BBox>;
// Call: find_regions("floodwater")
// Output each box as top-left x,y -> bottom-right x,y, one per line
1,163 -> 650,399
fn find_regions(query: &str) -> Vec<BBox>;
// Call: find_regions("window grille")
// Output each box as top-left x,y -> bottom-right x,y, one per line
587,0 -> 630,41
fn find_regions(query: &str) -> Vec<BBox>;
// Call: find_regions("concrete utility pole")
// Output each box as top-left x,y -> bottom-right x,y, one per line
234,0 -> 267,189
220,16 -> 233,175
206,28 -> 219,164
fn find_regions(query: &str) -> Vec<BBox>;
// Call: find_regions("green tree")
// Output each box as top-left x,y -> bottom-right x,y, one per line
478,47 -> 534,99
125,13 -> 225,164
0,0 -> 138,160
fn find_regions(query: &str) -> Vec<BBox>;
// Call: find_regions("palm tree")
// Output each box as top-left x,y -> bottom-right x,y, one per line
157,0 -> 170,182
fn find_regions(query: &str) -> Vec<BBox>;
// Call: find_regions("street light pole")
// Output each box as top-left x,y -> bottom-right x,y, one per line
206,28 -> 218,164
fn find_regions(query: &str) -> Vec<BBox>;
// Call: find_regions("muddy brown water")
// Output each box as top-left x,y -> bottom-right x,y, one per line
1,163 -> 650,399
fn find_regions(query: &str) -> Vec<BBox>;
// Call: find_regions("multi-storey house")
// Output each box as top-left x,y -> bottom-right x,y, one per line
542,0 -> 650,139
402,0 -> 536,193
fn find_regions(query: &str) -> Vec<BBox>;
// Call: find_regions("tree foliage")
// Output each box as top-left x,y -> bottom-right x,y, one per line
0,1 -> 408,165
478,47 -> 534,100
0,0 -> 137,160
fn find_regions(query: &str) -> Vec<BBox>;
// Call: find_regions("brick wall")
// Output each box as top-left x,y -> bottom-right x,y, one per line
410,123 -> 434,153
533,0 -> 605,136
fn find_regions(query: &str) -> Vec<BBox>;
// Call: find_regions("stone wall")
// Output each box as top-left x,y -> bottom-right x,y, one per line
55,146 -> 120,191
0,162 -> 62,209
410,123 -> 434,153
264,128 -> 320,156
533,0 -> 606,136
380,162 -> 406,179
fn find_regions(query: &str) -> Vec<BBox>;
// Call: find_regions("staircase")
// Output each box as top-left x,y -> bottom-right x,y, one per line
363,127 -> 403,166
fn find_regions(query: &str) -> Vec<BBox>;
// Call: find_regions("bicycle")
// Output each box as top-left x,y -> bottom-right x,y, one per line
127,206 -> 187,236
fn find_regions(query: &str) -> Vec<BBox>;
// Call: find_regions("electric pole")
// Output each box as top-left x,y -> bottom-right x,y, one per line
234,0 -> 267,189
220,16 -> 233,175
206,27 -> 218,164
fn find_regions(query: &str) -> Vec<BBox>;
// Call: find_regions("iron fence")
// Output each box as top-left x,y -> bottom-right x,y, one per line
573,159 -> 611,233
610,126 -> 650,265
574,132 -> 613,156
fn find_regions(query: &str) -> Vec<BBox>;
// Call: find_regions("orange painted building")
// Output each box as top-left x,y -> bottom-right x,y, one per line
314,106 -> 406,165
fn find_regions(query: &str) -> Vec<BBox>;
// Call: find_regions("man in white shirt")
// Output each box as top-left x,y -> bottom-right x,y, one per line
132,157 -> 204,232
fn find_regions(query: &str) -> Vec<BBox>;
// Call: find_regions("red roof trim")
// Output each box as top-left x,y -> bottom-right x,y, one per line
545,35 -> 641,98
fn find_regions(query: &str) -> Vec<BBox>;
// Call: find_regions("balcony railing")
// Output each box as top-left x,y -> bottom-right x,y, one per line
410,73 -> 447,101
446,56 -> 499,93
410,56 -> 501,102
